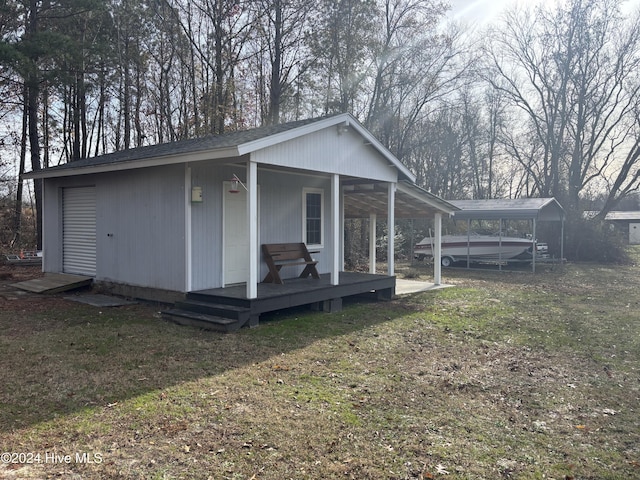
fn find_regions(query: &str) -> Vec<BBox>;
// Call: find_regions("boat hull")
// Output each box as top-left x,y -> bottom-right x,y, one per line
415,235 -> 534,263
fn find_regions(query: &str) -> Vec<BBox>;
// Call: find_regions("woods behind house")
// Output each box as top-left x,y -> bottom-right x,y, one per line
1,0 -> 639,260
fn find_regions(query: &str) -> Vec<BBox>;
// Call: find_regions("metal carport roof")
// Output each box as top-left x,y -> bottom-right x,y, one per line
448,198 -> 565,222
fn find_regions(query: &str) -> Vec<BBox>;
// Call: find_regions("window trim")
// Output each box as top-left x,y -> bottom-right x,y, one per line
302,187 -> 324,248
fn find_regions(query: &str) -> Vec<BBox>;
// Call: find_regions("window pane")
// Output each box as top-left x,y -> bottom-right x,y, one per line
307,218 -> 321,245
305,192 -> 322,245
306,193 -> 321,218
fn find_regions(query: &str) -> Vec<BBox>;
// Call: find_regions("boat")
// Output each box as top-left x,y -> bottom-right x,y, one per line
414,234 -> 535,267
4,250 -> 43,266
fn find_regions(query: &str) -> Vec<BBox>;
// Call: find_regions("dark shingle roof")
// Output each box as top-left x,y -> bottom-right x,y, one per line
40,116 -> 332,172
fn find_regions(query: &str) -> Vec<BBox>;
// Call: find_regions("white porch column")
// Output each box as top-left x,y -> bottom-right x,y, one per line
246,160 -> 258,299
369,213 -> 377,274
340,186 -> 345,270
387,183 -> 395,276
433,212 -> 442,285
330,173 -> 340,285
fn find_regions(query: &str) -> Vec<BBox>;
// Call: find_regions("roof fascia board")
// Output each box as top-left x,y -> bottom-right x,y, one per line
24,146 -> 240,179
397,182 -> 458,215
452,210 -> 538,220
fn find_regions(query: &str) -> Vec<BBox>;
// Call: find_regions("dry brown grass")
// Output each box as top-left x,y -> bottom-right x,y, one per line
1,250 -> 639,479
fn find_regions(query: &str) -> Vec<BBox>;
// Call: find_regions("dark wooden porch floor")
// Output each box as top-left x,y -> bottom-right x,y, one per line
163,272 -> 395,332
190,271 -> 395,310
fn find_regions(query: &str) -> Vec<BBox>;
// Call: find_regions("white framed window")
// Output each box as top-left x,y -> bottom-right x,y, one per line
303,187 -> 324,248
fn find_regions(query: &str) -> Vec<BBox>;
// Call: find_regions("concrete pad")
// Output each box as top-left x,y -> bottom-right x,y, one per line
395,279 -> 453,296
64,294 -> 137,307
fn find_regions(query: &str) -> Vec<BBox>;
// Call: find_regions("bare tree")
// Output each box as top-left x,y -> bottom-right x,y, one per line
485,0 -> 640,216
251,0 -> 314,125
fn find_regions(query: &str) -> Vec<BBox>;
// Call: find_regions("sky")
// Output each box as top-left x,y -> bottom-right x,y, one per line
447,0 -> 640,26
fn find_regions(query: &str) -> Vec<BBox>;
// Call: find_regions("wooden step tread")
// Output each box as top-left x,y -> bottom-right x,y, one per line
162,309 -> 237,325
176,299 -> 251,312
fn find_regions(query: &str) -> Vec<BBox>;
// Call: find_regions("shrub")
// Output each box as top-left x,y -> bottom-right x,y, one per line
565,217 -> 630,263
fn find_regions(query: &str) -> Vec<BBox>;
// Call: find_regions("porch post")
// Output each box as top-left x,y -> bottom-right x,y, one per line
369,213 -> 377,274
340,185 -> 345,270
330,173 -> 340,285
387,182 -> 395,276
434,212 -> 442,285
247,160 -> 258,299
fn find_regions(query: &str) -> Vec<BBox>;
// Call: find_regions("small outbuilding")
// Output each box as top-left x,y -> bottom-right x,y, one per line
25,113 -> 456,330
604,211 -> 640,245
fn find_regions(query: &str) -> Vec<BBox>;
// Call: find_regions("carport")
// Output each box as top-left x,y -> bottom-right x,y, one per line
447,198 -> 565,272
343,179 -> 459,285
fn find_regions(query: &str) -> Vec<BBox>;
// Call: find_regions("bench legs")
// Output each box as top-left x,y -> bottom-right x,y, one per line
262,264 -> 320,284
300,264 -> 320,280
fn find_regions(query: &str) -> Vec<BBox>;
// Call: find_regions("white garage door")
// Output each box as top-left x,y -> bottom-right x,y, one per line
63,186 -> 97,276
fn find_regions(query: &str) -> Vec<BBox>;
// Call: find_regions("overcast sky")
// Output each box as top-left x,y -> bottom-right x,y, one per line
447,0 -> 640,26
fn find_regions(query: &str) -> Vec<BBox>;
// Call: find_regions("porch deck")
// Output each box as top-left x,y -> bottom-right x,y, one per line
163,272 -> 395,332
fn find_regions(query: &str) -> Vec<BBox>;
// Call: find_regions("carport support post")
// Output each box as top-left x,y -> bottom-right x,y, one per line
247,160 -> 258,299
434,212 -> 442,285
387,183 -> 395,276
561,218 -> 565,265
532,218 -> 537,273
369,213 -> 377,274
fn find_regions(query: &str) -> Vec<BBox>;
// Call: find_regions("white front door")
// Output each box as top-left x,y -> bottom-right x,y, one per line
223,182 -> 250,285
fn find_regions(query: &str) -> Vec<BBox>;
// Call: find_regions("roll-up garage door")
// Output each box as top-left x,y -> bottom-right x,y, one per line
63,186 -> 97,276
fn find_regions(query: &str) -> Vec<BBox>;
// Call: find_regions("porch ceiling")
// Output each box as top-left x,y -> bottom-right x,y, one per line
343,180 -> 456,219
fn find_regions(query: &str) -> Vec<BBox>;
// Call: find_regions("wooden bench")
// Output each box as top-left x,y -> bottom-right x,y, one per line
261,243 -> 320,284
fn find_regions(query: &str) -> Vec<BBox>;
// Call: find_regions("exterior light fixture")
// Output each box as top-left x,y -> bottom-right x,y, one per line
229,174 -> 247,193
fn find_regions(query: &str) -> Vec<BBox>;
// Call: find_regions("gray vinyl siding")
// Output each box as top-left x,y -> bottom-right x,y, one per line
251,127 -> 397,182
258,170 -> 333,281
98,165 -> 186,291
188,164 -> 336,290
189,164 -> 227,291
43,165 -> 186,292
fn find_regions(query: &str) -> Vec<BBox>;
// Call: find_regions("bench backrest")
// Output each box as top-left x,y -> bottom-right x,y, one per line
262,243 -> 312,261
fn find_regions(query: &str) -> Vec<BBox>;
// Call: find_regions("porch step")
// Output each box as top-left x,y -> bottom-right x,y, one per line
175,299 -> 252,321
186,291 -> 250,308
162,309 -> 242,333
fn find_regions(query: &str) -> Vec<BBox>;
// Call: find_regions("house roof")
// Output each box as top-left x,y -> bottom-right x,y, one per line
447,198 -> 565,221
605,211 -> 640,221
24,113 -> 415,182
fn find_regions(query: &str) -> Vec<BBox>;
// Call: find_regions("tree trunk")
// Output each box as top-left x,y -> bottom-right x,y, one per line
268,0 -> 283,125
12,86 -> 29,247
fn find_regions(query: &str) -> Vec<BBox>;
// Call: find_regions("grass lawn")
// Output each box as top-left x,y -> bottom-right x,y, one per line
1,250 -> 639,479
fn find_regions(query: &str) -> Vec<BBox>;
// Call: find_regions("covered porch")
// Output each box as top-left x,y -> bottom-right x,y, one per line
167,167 -> 457,330
164,272 -> 396,332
